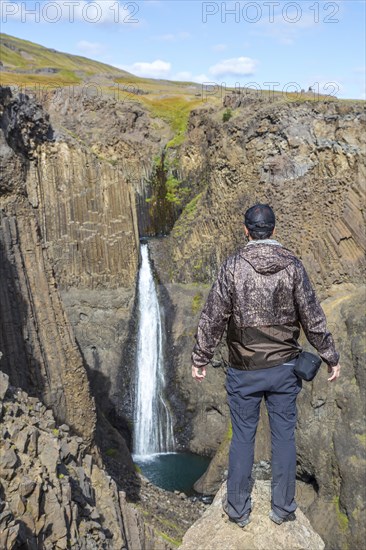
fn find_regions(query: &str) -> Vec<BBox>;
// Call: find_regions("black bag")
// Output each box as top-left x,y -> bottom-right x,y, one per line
294,351 -> 322,381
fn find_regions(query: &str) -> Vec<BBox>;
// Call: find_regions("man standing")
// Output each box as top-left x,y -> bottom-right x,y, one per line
191,204 -> 341,527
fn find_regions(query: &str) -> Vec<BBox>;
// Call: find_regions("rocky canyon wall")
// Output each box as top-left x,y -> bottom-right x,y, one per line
29,88 -> 171,436
1,81 -> 365,550
0,88 -> 96,444
152,98 -> 365,291
149,95 -> 365,549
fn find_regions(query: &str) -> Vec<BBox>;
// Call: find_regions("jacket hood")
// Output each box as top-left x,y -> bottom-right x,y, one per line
239,243 -> 295,275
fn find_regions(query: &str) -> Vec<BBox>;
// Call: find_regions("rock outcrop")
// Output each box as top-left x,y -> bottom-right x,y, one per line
0,366 -> 210,549
180,480 -> 325,550
296,284 -> 366,550
0,368 -> 179,550
153,98 -> 365,291
0,88 -> 96,443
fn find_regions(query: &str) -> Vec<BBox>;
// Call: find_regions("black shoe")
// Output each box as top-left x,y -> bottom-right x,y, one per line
223,501 -> 251,528
269,510 -> 296,525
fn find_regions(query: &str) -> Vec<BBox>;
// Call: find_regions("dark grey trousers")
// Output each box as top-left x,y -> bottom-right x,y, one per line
225,358 -> 302,520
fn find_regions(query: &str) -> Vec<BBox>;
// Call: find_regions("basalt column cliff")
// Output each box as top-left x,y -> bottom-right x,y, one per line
0,87 -> 96,444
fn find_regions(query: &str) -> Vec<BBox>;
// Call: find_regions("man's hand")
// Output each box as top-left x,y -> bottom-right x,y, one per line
192,365 -> 206,382
327,364 -> 341,382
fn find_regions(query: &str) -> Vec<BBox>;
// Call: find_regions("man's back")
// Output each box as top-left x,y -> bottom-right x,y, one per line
191,239 -> 339,371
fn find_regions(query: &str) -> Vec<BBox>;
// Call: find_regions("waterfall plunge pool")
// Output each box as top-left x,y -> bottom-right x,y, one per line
133,243 -> 210,496
133,452 -> 211,495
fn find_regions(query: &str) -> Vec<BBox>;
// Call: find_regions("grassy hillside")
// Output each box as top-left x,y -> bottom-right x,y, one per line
0,33 -> 133,76
2,33 -> 356,150
0,33 -> 206,96
0,33 -> 215,145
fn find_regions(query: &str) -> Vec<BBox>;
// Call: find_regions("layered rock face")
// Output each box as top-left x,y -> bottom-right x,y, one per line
43,87 -> 169,237
0,88 -> 96,444
296,284 -> 366,550
153,98 -> 365,291
23,87 -> 171,438
24,135 -> 142,426
26,140 -> 140,290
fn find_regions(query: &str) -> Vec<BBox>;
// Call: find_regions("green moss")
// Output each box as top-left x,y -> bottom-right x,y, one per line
137,95 -> 201,148
222,108 -> 233,122
227,420 -> 233,440
155,529 -> 182,547
133,504 -> 183,546
155,516 -> 182,532
165,174 -> 189,205
193,259 -> 203,271
356,433 -> 366,447
333,496 -> 349,533
185,193 -> 202,216
105,448 -> 118,458
134,463 -> 142,473
0,71 -> 81,88
192,293 -> 203,314
52,428 -> 59,437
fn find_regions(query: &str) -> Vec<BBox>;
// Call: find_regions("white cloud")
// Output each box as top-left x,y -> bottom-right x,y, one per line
212,43 -> 228,52
117,59 -> 171,78
153,31 -> 190,42
209,57 -> 257,77
76,40 -> 106,56
155,33 -> 175,41
170,71 -> 213,84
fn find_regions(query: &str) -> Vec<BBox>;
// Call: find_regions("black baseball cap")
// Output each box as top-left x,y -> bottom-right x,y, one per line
244,203 -> 276,231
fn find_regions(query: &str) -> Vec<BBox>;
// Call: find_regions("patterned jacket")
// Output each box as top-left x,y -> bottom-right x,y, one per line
191,240 -> 339,370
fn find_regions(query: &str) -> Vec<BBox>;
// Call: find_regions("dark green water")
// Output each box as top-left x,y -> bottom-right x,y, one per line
133,452 -> 211,495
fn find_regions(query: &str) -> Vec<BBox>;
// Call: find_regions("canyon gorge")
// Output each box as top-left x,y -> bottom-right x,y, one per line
0,34 -> 365,550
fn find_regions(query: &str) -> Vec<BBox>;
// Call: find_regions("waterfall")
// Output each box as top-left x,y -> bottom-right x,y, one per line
133,243 -> 175,457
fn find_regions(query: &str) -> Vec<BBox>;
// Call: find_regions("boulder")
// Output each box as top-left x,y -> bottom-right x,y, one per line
181,480 -> 325,550
0,370 -> 9,400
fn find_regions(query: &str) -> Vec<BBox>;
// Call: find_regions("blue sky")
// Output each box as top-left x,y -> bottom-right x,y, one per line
1,0 -> 365,99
